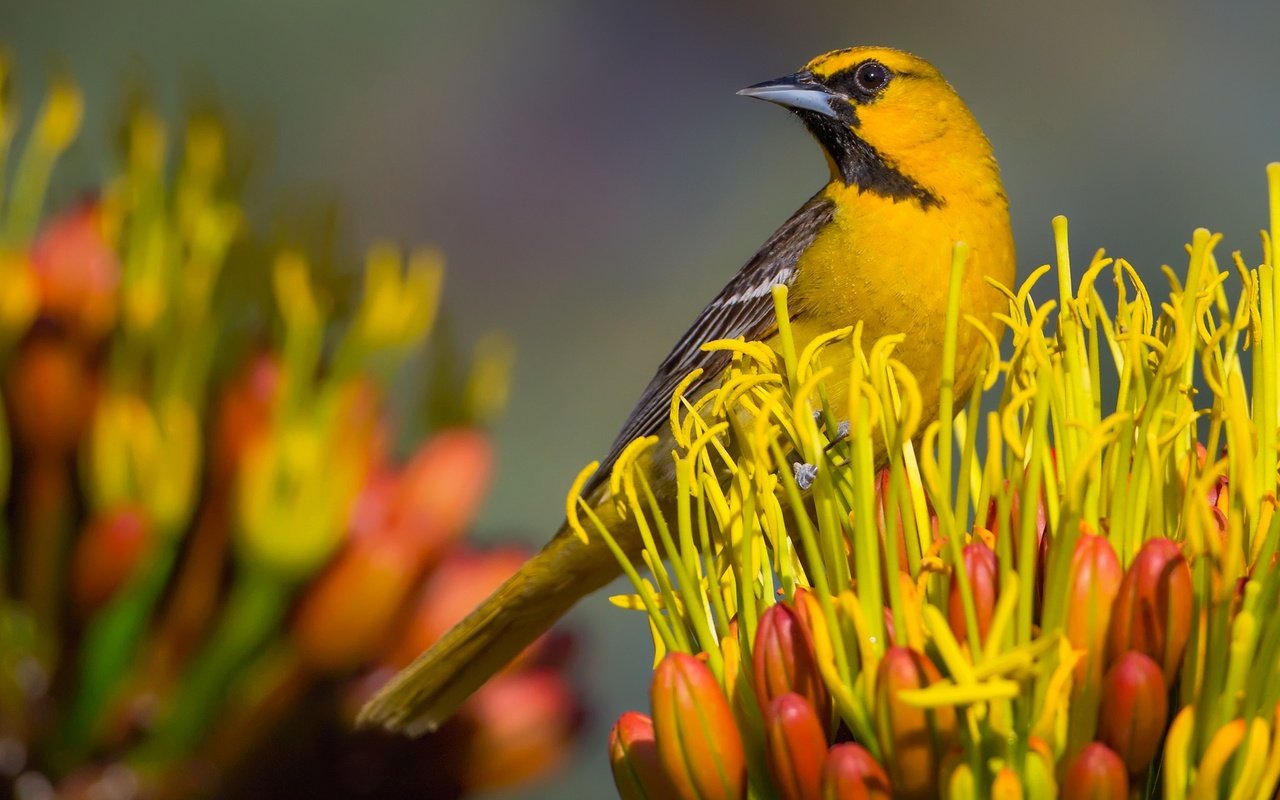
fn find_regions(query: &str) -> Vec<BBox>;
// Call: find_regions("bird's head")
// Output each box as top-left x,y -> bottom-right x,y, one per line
739,47 -> 1002,209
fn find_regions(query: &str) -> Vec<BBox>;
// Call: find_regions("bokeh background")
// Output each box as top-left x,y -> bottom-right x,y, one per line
5,0 -> 1279,796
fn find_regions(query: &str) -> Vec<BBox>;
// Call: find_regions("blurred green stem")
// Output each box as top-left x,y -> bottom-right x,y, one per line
4,135 -> 55,245
132,563 -> 291,763
60,540 -> 179,757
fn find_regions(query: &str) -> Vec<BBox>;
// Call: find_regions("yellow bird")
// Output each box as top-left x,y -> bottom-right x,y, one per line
360,46 -> 1016,734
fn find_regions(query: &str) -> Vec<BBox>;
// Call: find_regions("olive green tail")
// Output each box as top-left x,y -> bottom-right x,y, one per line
357,520 -> 622,736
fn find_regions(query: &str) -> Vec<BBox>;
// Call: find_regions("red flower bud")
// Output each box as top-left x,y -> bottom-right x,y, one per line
1065,533 -> 1123,688
1106,538 -> 1192,684
754,602 -> 829,727
1096,651 -> 1168,774
763,693 -> 826,800
652,652 -> 746,800
610,711 -> 680,800
821,743 -> 890,800
211,354 -> 279,486
30,201 -> 119,342
72,504 -> 150,613
7,335 -> 97,455
874,647 -> 956,800
984,474 -> 1050,550
292,532 -> 422,672
392,428 -> 494,569
985,466 -> 1053,618
458,668 -> 580,791
947,541 -> 999,646
874,468 -> 912,573
1062,742 -> 1129,798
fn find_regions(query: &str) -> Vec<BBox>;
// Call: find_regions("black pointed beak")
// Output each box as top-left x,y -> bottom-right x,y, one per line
736,71 -> 844,120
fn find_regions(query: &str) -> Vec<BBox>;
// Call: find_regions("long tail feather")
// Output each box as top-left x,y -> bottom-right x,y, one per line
357,521 -> 622,735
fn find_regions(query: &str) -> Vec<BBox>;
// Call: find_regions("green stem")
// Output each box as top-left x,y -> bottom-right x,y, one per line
60,541 -> 180,757
132,564 -> 292,763
939,243 -> 983,657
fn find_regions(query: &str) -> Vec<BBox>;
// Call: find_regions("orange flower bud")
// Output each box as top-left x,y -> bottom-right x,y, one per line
874,468 -> 911,573
1065,533 -> 1123,688
652,652 -> 746,800
763,693 -> 826,800
947,541 -> 998,646
874,647 -> 956,799
384,546 -> 529,669
291,533 -> 421,672
30,201 -> 119,342
393,428 -> 494,569
988,473 -> 1049,616
991,767 -> 1022,800
610,711 -> 680,800
984,474 -> 1050,549
7,335 -> 97,455
1096,651 -> 1168,774
821,743 -> 890,800
1106,538 -> 1192,684
1062,742 -> 1129,798
754,601 -> 829,727
458,668 -> 580,791
71,504 -> 150,614
211,354 -> 279,485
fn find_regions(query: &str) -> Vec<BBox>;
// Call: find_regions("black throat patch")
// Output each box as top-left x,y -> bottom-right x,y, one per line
797,110 -> 942,210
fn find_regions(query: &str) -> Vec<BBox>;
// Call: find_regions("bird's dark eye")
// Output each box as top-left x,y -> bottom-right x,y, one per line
854,61 -> 891,94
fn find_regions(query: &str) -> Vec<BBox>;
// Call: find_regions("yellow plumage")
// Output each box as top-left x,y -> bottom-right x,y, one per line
359,46 -> 1016,735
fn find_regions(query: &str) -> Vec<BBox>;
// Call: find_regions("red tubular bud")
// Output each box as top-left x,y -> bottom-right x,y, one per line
609,711 -> 679,800
1064,533 -> 1124,688
874,468 -> 912,573
874,647 -> 956,800
393,428 -> 494,570
754,601 -> 830,728
7,335 -> 97,455
1062,742 -> 1129,798
1106,538 -> 1193,684
991,767 -> 1022,800
211,354 -> 279,486
1096,651 -> 1169,774
763,693 -> 826,800
821,743 -> 890,800
947,541 -> 999,646
984,475 -> 1050,551
292,533 -> 421,672
30,201 -> 119,342
72,505 -> 150,614
458,668 -> 580,791
652,652 -> 746,800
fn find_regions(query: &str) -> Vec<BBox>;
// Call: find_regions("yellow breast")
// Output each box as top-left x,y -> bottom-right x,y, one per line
782,181 -> 1016,421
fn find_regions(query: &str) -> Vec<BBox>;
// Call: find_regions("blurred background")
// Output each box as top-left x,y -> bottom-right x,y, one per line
4,0 -> 1279,796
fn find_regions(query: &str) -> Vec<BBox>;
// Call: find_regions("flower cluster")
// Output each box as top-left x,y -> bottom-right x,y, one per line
589,166 -> 1280,798
0,62 -> 579,798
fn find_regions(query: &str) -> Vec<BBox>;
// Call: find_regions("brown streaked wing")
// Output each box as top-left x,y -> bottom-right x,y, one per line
582,193 -> 836,497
